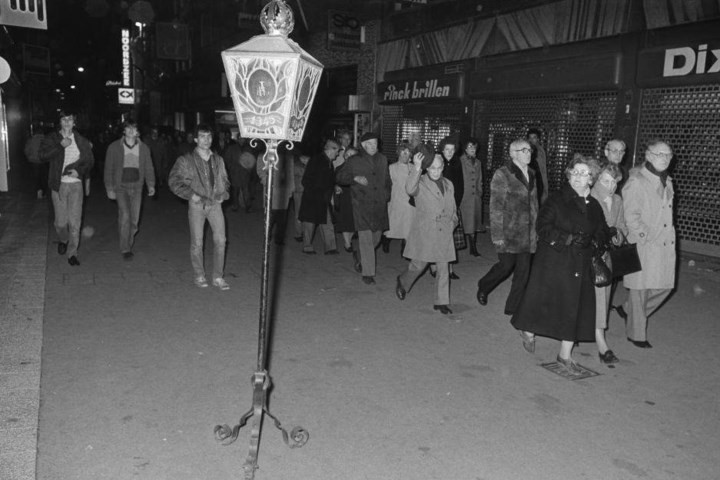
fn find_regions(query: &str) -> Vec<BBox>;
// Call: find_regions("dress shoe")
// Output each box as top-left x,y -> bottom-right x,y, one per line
324,249 -> 339,255
469,244 -> 481,257
429,269 -> 437,278
519,330 -> 535,354
599,349 -> 619,364
362,276 -> 375,285
477,290 -> 488,306
433,305 -> 452,315
613,305 -> 628,321
395,276 -> 406,300
68,256 -> 80,266
294,236 -> 303,243
381,240 -> 390,253
122,252 -> 134,261
352,251 -> 362,273
58,242 -> 68,255
627,338 -> 653,348
450,272 -> 460,280
343,245 -> 354,253
302,249 -> 317,255
556,355 -> 582,375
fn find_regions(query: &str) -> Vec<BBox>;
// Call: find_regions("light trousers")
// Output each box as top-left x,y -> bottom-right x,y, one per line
51,182 -> 84,257
357,230 -> 382,276
188,202 -> 226,280
302,208 -> 337,253
399,259 -> 450,306
624,288 -> 672,341
116,183 -> 143,253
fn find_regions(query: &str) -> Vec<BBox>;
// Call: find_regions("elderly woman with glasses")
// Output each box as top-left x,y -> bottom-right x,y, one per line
511,154 -> 611,375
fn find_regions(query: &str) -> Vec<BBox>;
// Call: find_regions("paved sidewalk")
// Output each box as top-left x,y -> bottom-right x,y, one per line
0,192 -> 48,480
2,184 -> 720,480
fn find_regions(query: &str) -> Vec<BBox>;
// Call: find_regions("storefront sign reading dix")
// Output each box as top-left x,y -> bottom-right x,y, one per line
378,74 -> 464,105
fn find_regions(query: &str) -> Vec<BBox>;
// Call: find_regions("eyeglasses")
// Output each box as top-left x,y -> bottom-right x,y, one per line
513,148 -> 532,154
648,150 -> 672,159
608,148 -> 625,154
570,170 -> 591,178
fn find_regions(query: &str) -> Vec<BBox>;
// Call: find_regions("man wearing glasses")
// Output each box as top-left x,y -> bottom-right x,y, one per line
621,140 -> 676,349
603,139 -> 628,187
476,139 -> 538,314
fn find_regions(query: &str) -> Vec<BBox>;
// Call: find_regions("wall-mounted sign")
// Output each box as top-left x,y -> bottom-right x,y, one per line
378,74 -> 464,104
121,28 -> 132,88
638,41 -> 720,87
118,87 -> 135,105
23,44 -> 51,76
327,10 -> 362,51
156,23 -> 190,61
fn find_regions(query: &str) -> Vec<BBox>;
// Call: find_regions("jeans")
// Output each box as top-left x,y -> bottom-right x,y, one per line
188,201 -> 226,280
116,183 -> 143,253
51,182 -> 84,257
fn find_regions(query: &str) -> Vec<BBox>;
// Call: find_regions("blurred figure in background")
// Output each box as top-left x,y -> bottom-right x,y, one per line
24,123 -> 48,199
459,137 -> 485,256
385,142 -> 415,256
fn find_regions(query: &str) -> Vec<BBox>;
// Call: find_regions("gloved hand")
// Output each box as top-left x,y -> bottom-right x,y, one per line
570,231 -> 592,248
608,226 -> 618,238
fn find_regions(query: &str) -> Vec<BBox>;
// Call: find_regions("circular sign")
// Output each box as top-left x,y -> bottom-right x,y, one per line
128,0 -> 154,23
0,57 -> 11,84
248,69 -> 277,107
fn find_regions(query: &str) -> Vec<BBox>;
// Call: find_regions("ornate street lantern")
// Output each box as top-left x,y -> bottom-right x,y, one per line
214,1 -> 322,478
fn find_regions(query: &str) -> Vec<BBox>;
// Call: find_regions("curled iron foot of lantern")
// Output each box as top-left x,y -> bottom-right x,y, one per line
264,409 -> 309,448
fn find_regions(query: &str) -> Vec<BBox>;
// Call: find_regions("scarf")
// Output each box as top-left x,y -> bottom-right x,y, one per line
645,162 -> 668,187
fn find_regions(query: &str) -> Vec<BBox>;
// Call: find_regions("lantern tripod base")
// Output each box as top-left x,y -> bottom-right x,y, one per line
214,371 -> 309,479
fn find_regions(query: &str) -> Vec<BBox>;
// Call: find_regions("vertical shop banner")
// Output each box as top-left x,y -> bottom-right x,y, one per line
328,10 -> 362,51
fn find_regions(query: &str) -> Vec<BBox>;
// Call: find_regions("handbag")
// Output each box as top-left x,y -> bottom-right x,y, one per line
591,254 -> 612,287
607,242 -> 642,278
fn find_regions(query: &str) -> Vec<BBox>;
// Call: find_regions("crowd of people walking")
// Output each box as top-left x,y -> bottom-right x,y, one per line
25,110 -> 677,376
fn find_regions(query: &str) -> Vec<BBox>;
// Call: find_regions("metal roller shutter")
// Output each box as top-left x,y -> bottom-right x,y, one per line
637,85 -> 720,256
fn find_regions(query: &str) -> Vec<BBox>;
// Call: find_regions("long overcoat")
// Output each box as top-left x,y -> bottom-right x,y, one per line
298,152 -> 335,225
489,163 -> 538,254
511,185 -> 609,342
621,166 -> 676,290
335,148 -> 391,232
402,169 -> 458,263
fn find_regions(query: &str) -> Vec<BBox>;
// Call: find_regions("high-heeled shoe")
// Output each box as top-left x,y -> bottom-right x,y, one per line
395,276 -> 406,301
556,355 -> 582,375
598,349 -> 619,364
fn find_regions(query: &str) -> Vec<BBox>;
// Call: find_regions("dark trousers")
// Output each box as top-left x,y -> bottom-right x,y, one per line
477,252 -> 531,315
269,209 -> 288,245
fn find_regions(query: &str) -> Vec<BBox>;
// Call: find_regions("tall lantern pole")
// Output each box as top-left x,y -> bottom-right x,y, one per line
214,1 -> 323,478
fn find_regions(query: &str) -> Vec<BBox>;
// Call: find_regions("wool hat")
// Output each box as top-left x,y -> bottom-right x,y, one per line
360,132 -> 379,143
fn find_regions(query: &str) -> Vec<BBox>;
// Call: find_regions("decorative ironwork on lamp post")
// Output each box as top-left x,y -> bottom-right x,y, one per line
214,1 -> 323,478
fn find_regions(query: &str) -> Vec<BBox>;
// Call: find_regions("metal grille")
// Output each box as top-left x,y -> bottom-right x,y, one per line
381,103 -> 467,163
638,85 -> 720,253
482,91 -> 618,193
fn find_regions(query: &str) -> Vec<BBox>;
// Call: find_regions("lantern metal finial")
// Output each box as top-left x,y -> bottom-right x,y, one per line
259,0 -> 294,36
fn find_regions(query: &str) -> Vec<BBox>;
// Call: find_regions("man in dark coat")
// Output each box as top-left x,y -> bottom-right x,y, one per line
39,109 -> 94,266
476,139 -> 538,315
299,139 -> 340,255
336,132 -> 391,284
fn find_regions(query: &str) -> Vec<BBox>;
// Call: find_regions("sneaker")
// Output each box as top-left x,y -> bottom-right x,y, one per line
212,277 -> 230,290
194,276 -> 209,288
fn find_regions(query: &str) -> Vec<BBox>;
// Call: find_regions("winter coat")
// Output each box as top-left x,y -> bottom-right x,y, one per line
402,168 -> 458,263
621,166 -> 676,290
511,185 -> 609,342
489,163 -> 538,254
335,148 -> 391,232
298,152 -> 335,224
459,153 -> 484,233
103,138 -> 155,193
168,150 -> 230,207
39,130 -> 94,192
443,155 -> 464,207
385,161 -> 415,239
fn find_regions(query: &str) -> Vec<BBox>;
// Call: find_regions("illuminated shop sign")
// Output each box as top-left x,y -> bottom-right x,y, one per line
122,28 -> 132,87
638,41 -> 720,87
663,44 -> 720,77
377,74 -> 463,104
